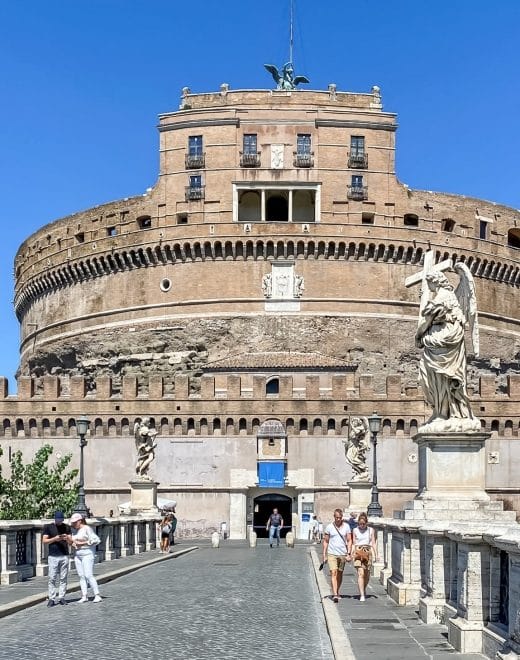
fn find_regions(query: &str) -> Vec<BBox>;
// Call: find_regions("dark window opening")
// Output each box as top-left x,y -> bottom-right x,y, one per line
137,216 -> 152,229
480,220 -> 488,239
75,232 -> 85,244
362,212 -> 375,224
266,195 -> 288,222
266,378 -> 280,395
441,218 -> 455,232
177,213 -> 188,225
404,214 -> 419,227
507,228 -> 520,249
106,226 -> 117,236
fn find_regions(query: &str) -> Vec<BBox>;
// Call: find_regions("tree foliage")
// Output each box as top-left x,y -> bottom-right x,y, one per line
0,444 -> 79,520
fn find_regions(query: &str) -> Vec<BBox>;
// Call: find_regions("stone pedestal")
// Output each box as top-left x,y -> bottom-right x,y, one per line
414,431 -> 490,504
347,480 -> 372,512
128,479 -> 159,515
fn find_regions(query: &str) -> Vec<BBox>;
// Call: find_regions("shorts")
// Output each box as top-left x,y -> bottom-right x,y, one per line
161,532 -> 170,539
327,554 -> 346,572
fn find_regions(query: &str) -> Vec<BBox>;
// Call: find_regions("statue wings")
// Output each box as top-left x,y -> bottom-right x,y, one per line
293,75 -> 310,86
454,262 -> 479,356
264,64 -> 281,85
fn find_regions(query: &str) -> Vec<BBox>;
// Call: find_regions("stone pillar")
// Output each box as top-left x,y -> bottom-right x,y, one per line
119,522 -> 132,557
448,529 -> 491,654
370,523 -> 386,583
229,491 -> 247,540
419,524 -> 450,623
128,479 -> 160,515
387,521 -> 422,605
414,432 -> 490,504
490,528 -> 520,660
347,481 -> 372,512
34,528 -> 48,577
0,529 -> 19,584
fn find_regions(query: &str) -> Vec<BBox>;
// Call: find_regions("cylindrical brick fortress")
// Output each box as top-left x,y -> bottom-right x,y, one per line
14,88 -> 520,386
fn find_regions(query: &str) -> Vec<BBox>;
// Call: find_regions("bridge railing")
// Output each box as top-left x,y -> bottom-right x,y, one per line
0,516 -> 161,586
370,517 -> 520,658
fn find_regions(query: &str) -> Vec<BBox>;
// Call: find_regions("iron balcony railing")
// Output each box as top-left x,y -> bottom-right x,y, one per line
293,152 -> 314,168
347,185 -> 368,201
240,152 -> 261,167
185,185 -> 205,202
185,153 -> 205,169
348,152 -> 368,169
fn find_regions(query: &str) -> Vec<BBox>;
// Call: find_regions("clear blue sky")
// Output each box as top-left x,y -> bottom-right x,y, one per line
1,1 -> 519,390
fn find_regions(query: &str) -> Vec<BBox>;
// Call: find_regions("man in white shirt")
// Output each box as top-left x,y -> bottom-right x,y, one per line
322,508 -> 351,603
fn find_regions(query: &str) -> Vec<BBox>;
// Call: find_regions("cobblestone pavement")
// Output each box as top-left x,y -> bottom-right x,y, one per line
0,542 -> 332,660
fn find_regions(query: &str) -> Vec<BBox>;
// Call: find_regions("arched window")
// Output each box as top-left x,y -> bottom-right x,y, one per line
299,418 -> 308,434
266,378 -> 279,395
121,418 -> 130,435
327,419 -> 336,434
226,418 -> 234,435
404,213 -> 419,227
29,418 -> 38,438
174,418 -> 182,435
55,418 -> 64,437
200,418 -> 208,435
108,418 -> 117,437
382,419 -> 392,436
42,419 -> 51,437
187,418 -> 195,435
213,418 -> 221,435
161,418 -> 169,435
94,418 -> 104,436
239,418 -> 247,435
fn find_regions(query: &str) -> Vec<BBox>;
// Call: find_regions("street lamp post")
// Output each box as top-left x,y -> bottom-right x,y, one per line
367,411 -> 383,517
74,416 -> 90,517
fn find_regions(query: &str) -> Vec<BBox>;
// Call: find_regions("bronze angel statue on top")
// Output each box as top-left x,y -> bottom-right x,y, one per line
415,263 -> 481,433
264,62 -> 309,90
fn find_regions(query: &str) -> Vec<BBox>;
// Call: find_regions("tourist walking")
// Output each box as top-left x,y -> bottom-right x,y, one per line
322,508 -> 350,603
348,512 -> 377,601
42,511 -> 72,606
159,514 -> 172,553
266,508 -> 284,547
170,512 -> 178,546
70,513 -> 102,603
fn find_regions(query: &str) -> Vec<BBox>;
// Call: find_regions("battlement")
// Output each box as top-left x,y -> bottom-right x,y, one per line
2,373 -> 519,401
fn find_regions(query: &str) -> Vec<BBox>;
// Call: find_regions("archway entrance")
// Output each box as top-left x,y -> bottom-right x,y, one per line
253,493 -> 292,538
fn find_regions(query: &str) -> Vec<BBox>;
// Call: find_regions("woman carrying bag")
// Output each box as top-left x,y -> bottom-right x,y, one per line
70,513 -> 102,603
347,512 -> 377,602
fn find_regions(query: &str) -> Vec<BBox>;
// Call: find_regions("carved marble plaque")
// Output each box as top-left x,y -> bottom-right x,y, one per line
271,144 -> 284,169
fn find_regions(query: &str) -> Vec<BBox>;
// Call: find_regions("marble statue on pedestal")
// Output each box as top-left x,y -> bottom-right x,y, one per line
134,418 -> 158,478
343,417 -> 370,481
414,262 -> 481,433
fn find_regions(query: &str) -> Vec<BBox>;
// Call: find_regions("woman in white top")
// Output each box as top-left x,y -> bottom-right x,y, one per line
70,513 -> 102,603
347,512 -> 377,601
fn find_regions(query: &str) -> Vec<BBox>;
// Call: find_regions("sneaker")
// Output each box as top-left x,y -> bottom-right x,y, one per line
270,543 -> 272,548
93,594 -> 102,603
79,596 -> 88,604
333,595 -> 339,603
46,600 -> 55,608
58,599 -> 67,606
360,595 -> 366,602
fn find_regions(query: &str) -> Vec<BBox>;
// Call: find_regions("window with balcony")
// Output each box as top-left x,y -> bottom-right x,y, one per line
347,175 -> 367,201
185,175 -> 204,201
186,135 -> 205,169
240,134 -> 260,167
294,134 -> 313,167
348,135 -> 368,168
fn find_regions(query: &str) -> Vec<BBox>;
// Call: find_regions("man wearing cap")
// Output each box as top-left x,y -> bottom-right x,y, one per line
42,511 -> 72,606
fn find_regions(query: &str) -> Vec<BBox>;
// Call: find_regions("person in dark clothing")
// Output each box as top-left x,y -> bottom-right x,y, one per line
42,511 -> 72,606
266,508 -> 284,548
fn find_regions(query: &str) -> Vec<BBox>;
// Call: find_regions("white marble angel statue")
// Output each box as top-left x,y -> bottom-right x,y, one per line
415,263 -> 480,433
134,417 -> 158,478
343,417 -> 370,481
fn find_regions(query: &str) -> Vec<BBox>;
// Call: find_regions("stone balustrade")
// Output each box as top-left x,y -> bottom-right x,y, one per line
0,516 -> 161,586
371,517 -> 520,658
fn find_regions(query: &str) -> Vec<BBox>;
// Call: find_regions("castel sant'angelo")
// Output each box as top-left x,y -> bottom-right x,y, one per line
1,62 -> 519,538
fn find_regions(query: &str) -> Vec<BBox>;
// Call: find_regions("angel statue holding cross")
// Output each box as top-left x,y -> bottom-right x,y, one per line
413,260 -> 481,433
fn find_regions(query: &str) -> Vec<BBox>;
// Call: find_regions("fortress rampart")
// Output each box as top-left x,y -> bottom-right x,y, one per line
0,373 -> 518,438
